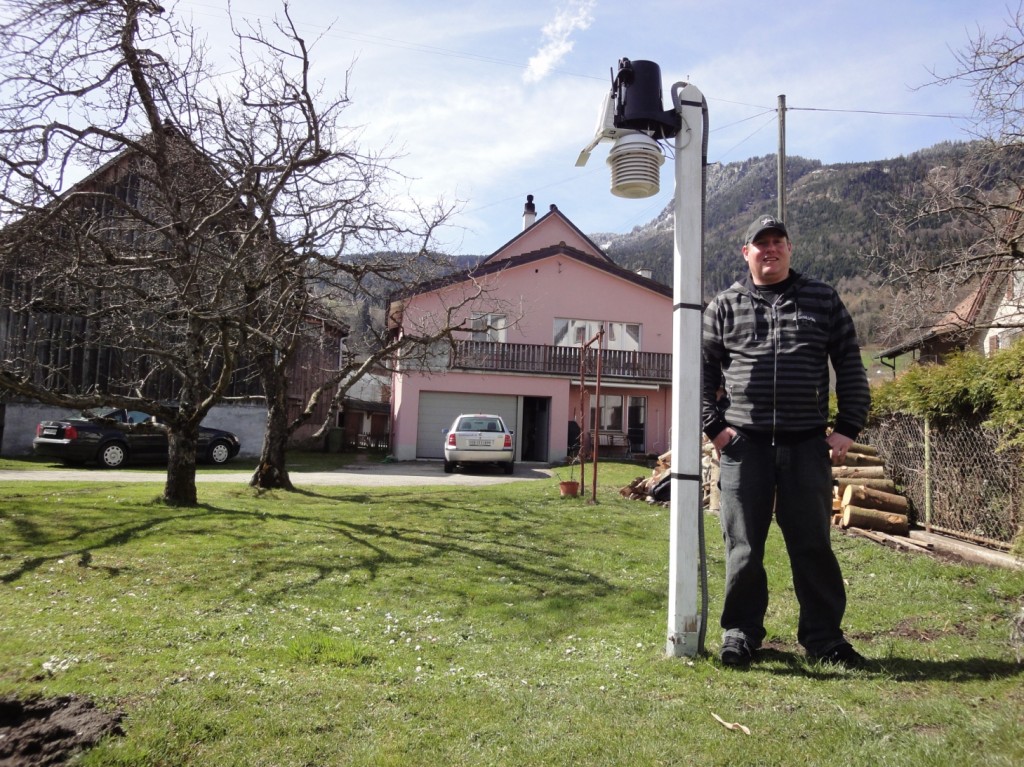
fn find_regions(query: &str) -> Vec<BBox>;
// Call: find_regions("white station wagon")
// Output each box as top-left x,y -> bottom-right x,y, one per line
443,413 -> 515,474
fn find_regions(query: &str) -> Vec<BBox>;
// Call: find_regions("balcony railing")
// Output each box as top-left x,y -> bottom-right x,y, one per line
450,340 -> 671,382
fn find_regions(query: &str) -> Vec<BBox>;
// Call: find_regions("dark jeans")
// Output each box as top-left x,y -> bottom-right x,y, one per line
717,432 -> 848,654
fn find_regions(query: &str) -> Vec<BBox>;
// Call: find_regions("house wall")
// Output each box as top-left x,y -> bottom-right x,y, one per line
401,255 -> 673,351
392,370 -> 569,461
392,252 -> 675,462
576,383 -> 673,459
981,272 -> 1024,355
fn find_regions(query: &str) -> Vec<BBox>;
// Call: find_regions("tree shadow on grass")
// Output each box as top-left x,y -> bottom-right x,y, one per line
230,504 -> 618,606
3,491 -> 621,618
0,503 -> 249,584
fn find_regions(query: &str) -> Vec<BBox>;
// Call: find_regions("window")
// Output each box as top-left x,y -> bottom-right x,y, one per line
590,394 -> 623,432
553,319 -> 641,350
471,313 -> 507,342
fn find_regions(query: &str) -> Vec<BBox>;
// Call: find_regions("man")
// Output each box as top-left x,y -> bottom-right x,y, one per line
701,214 -> 871,669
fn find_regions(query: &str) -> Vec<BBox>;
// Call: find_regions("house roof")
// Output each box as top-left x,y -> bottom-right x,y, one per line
879,187 -> 1024,361
391,242 -> 671,303
479,202 -> 612,266
877,270 -> 1008,360
392,198 -> 668,304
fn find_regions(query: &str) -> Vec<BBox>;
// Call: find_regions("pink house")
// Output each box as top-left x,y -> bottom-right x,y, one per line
388,198 -> 674,464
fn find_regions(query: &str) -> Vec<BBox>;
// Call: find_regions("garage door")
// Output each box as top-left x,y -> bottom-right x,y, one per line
416,392 -> 519,458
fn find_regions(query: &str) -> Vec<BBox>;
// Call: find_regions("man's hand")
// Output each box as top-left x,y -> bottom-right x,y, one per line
826,431 -> 854,466
711,427 -> 736,459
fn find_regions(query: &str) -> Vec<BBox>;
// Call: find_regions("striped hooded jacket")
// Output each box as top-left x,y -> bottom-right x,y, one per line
701,271 -> 870,443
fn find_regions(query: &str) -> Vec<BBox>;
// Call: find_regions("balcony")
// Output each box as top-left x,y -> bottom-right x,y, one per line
450,340 -> 671,383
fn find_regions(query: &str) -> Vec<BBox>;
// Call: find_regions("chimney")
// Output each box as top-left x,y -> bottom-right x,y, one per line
522,194 -> 536,230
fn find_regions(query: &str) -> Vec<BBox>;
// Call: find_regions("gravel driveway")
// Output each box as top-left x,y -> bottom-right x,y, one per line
0,460 -> 553,487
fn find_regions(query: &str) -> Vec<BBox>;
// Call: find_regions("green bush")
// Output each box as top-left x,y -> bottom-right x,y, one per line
868,342 -> 1024,448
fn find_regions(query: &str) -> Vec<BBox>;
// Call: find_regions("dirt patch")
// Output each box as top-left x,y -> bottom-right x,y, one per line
0,694 -> 122,767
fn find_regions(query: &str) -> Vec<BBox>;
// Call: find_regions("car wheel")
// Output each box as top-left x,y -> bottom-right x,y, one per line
98,442 -> 128,469
443,460 -> 455,474
207,440 -> 232,464
503,461 -> 515,475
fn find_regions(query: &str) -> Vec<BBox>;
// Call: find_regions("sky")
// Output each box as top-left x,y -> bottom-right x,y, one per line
174,0 -> 1014,255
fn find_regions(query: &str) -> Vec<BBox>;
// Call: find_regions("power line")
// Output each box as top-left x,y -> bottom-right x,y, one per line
789,105 -> 969,120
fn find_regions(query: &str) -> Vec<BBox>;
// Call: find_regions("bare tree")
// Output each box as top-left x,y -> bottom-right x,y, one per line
876,4 -> 1024,349
0,0 -> 476,502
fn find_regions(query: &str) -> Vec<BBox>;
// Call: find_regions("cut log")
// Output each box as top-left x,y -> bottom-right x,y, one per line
841,485 -> 909,514
833,465 -> 887,479
840,452 -> 885,467
847,442 -> 879,457
836,478 -> 897,494
841,505 -> 909,535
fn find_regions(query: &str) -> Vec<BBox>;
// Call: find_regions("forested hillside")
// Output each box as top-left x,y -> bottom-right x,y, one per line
592,141 -> 975,344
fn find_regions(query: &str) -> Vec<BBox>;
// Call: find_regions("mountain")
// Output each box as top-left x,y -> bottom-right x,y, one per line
591,141 -> 975,344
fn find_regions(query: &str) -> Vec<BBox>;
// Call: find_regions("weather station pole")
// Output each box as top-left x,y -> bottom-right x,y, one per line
666,81 -> 706,658
576,60 -> 707,657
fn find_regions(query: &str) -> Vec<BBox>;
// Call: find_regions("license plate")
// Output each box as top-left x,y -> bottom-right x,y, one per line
42,428 -> 58,436
468,439 -> 490,447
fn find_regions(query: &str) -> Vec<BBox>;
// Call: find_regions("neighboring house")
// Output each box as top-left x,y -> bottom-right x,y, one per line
982,270 -> 1024,355
878,268 -> 1024,367
337,370 -> 391,450
388,197 -> 674,463
0,131 -> 344,456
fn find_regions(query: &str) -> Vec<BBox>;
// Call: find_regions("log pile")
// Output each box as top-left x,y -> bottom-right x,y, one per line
619,450 -> 673,506
619,439 -> 722,508
832,442 -> 913,536
616,440 -> 918,548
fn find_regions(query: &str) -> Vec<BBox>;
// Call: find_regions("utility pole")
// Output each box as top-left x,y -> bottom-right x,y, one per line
777,94 -> 786,221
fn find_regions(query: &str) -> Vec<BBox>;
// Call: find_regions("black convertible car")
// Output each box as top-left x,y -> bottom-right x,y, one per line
33,408 -> 241,468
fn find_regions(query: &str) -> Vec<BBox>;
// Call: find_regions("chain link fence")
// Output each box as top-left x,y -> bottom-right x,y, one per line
863,414 -> 1023,548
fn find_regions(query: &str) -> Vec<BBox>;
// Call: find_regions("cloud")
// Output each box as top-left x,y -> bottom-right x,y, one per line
523,0 -> 596,84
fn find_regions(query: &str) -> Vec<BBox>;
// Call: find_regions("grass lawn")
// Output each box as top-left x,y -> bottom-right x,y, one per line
1,461 -> 1022,766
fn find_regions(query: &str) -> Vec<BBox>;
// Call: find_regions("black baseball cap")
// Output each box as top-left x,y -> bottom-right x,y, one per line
744,214 -> 789,244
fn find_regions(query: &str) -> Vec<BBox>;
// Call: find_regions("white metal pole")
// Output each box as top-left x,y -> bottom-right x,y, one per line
666,83 -> 705,658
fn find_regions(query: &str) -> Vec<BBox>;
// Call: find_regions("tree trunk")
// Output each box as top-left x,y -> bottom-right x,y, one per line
842,505 -> 909,535
251,353 -> 294,491
165,425 -> 199,506
841,484 -> 909,514
251,414 -> 294,490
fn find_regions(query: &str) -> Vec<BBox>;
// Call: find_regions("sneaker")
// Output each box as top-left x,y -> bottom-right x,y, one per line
720,636 -> 756,667
809,642 -> 866,669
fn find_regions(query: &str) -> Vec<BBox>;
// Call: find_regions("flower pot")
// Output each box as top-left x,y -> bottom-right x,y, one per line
558,480 -> 579,497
